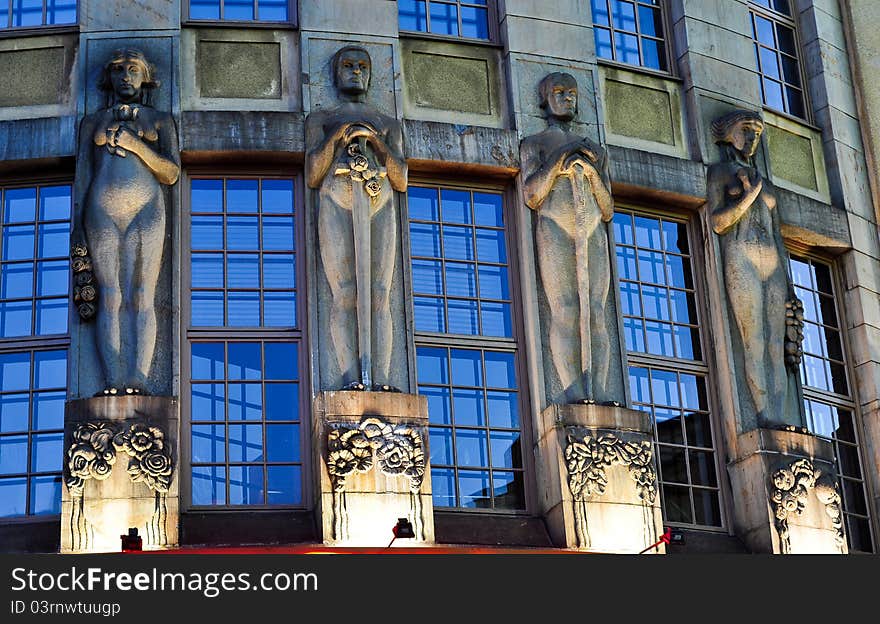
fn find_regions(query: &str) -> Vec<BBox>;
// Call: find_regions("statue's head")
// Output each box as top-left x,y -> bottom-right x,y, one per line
712,109 -> 764,159
539,72 -> 578,122
98,49 -> 158,106
333,46 -> 371,97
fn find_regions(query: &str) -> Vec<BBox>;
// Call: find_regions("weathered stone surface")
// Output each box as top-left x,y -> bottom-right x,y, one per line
776,188 -> 851,250
766,124 -> 819,191
83,0 -> 180,31
199,41 -> 281,99
404,119 -> 518,173
180,110 -> 305,154
300,0 -> 398,37
0,117 -> 76,162
0,47 -> 66,108
606,80 -> 674,145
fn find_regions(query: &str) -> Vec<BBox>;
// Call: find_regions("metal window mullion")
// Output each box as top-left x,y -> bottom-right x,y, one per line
219,0 -> 225,21
424,0 -> 432,33
605,0 -> 617,61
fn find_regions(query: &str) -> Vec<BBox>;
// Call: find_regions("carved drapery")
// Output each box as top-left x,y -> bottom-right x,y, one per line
770,458 -> 845,554
326,416 -> 426,542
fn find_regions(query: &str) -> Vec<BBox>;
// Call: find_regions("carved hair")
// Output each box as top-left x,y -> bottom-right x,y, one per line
332,45 -> 372,90
538,72 -> 578,116
98,49 -> 159,107
711,109 -> 763,144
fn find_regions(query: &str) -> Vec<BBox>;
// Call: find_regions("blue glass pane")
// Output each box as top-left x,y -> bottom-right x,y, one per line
431,467 -> 456,507
191,253 -> 223,288
191,291 -> 224,326
461,6 -> 488,39
412,259 -> 443,295
416,347 -> 448,384
265,383 -> 298,420
226,179 -> 258,212
616,246 -> 638,280
262,216 -> 295,250
662,220 -> 688,254
227,254 -> 259,287
484,351 -> 515,389
399,0 -> 428,32
443,226 -> 474,260
267,465 -> 300,505
408,186 -> 439,221
476,229 -> 506,263
0,393 -> 28,432
754,15 -> 775,47
759,46 -> 780,79
414,296 -> 445,332
31,433 -> 62,472
473,193 -> 503,227
37,261 -> 68,296
266,424 -> 299,462
445,262 -> 476,298
450,349 -> 481,386
191,342 -> 224,380
192,425 -> 225,463
0,478 -> 26,516
762,78 -> 784,110
646,320 -> 674,356
452,388 -> 485,426
1,262 -> 33,299
191,179 -> 223,212
595,27 -> 613,59
263,254 -> 295,289
642,285 -> 670,321
265,342 -> 297,380
490,431 -> 520,469
227,216 -> 259,250
666,255 -> 689,289
0,435 -> 27,474
0,5 -> 8,28
634,215 -> 662,248
4,187 -> 35,224
651,369 -> 679,407
422,385 -> 452,425
480,302 -> 511,337
487,391 -> 518,429
0,301 -> 32,337
228,424 -> 263,462
448,298 -> 479,334
591,0 -> 610,26
639,5 -> 662,37
228,383 -> 262,420
629,366 -> 651,404
674,325 -> 698,360
47,0 -> 77,25
36,298 -> 68,335
13,0 -> 42,27
225,0 -> 254,20
264,292 -> 296,327
258,0 -> 288,21
429,1 -> 458,36
611,0 -> 636,31
30,475 -> 61,515
429,427 -> 453,465
619,281 -> 641,316
34,350 -> 65,389
638,250 -> 667,285
37,223 -> 69,258
3,225 -> 35,261
261,178 -> 294,213
229,465 -> 264,505
457,429 -> 488,467
642,38 -> 664,71
478,265 -> 508,300
441,189 -> 471,224
192,383 -> 225,420
192,216 -> 223,249
613,213 -> 633,245
228,342 -> 260,380
410,223 -> 441,257
459,469 -> 491,508
40,186 -> 72,220
192,466 -> 226,506
679,374 -> 702,412
669,289 -> 695,324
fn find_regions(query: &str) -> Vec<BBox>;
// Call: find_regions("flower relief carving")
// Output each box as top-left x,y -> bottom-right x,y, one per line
564,432 -> 657,503
770,458 -> 846,554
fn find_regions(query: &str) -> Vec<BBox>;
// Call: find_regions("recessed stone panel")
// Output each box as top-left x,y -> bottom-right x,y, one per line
0,47 -> 65,108
409,52 -> 491,115
766,123 -> 818,191
199,41 -> 282,99
606,80 -> 674,145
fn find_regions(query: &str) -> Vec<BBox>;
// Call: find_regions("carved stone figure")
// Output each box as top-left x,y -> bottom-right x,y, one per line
73,49 -> 180,395
707,110 -> 803,427
306,46 -> 407,390
521,72 -> 624,405
770,458 -> 845,553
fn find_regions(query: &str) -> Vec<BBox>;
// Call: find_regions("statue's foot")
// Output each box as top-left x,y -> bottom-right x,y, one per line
600,400 -> 623,408
97,387 -> 120,397
342,381 -> 367,391
371,383 -> 401,393
572,397 -> 596,405
123,387 -> 144,396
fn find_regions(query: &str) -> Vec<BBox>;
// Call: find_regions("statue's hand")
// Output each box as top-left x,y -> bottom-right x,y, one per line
736,167 -> 762,195
113,127 -> 145,154
576,141 -> 599,164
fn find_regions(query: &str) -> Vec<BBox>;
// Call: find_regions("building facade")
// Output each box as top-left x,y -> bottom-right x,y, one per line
0,0 -> 878,554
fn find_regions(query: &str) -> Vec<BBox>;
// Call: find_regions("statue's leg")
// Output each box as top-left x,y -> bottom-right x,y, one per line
536,216 -> 584,402
318,193 -> 358,386
370,195 -> 396,386
85,218 -> 125,390
765,269 -> 790,421
587,228 -> 614,403
726,257 -> 769,421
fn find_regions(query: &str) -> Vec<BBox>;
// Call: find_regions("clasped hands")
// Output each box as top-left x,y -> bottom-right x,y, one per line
337,121 -> 387,154
559,140 -> 601,178
727,166 -> 763,198
105,124 -> 145,158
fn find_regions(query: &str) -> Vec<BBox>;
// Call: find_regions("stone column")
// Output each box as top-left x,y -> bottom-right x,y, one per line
314,391 -> 434,547
536,404 -> 663,553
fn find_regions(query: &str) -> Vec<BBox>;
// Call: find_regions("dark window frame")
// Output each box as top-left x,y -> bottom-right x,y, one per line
0,0 -> 78,32
183,0 -> 297,27
591,0 -> 674,75
397,0 -> 499,44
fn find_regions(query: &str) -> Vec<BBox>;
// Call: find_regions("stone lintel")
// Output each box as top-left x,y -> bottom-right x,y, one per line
538,402 -> 651,445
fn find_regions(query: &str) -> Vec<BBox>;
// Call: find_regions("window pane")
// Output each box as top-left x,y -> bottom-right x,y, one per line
225,0 -> 254,20
229,466 -> 263,505
429,1 -> 459,36
591,0 -> 609,26
29,475 -> 61,514
0,478 -> 27,517
460,6 -> 488,39
267,465 -> 300,504
594,27 -> 613,60
192,466 -> 226,505
257,0 -> 287,21
1,393 -> 29,433
399,0 -> 428,32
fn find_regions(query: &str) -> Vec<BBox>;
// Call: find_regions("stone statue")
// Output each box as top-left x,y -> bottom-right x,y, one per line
521,72 -> 624,405
707,110 -> 803,427
73,49 -> 180,396
305,46 -> 407,390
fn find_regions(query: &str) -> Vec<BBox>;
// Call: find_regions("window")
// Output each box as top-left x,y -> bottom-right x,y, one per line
0,182 -> 71,519
749,0 -> 807,119
398,0 -> 491,41
0,0 -> 76,28
591,0 -> 669,72
408,184 -> 526,511
187,176 -> 303,508
187,0 -> 290,22
791,256 -> 875,553
614,208 -> 723,527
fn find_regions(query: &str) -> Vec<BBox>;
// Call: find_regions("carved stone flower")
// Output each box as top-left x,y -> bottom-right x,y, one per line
89,458 -> 113,480
327,449 -> 358,479
129,451 -> 173,492
350,155 -> 370,172
68,444 -> 96,479
773,468 -> 795,491
116,424 -> 164,456
71,243 -> 88,258
359,417 -> 393,448
78,302 -> 96,320
365,179 -> 382,197
377,436 -> 414,476
75,271 -> 93,287
79,285 -> 97,302
71,257 -> 91,273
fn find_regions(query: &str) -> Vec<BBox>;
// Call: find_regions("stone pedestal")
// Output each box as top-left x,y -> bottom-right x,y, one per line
60,397 -> 179,553
314,391 -> 434,547
728,428 -> 847,554
536,403 -> 664,553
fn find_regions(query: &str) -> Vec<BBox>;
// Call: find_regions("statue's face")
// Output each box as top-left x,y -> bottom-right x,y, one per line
545,79 -> 577,121
109,59 -> 146,102
729,119 -> 763,158
336,49 -> 371,95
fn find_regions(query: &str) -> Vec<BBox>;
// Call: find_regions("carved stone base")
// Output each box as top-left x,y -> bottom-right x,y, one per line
314,391 -> 434,547
536,403 -> 664,553
728,428 -> 847,554
60,396 -> 179,553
